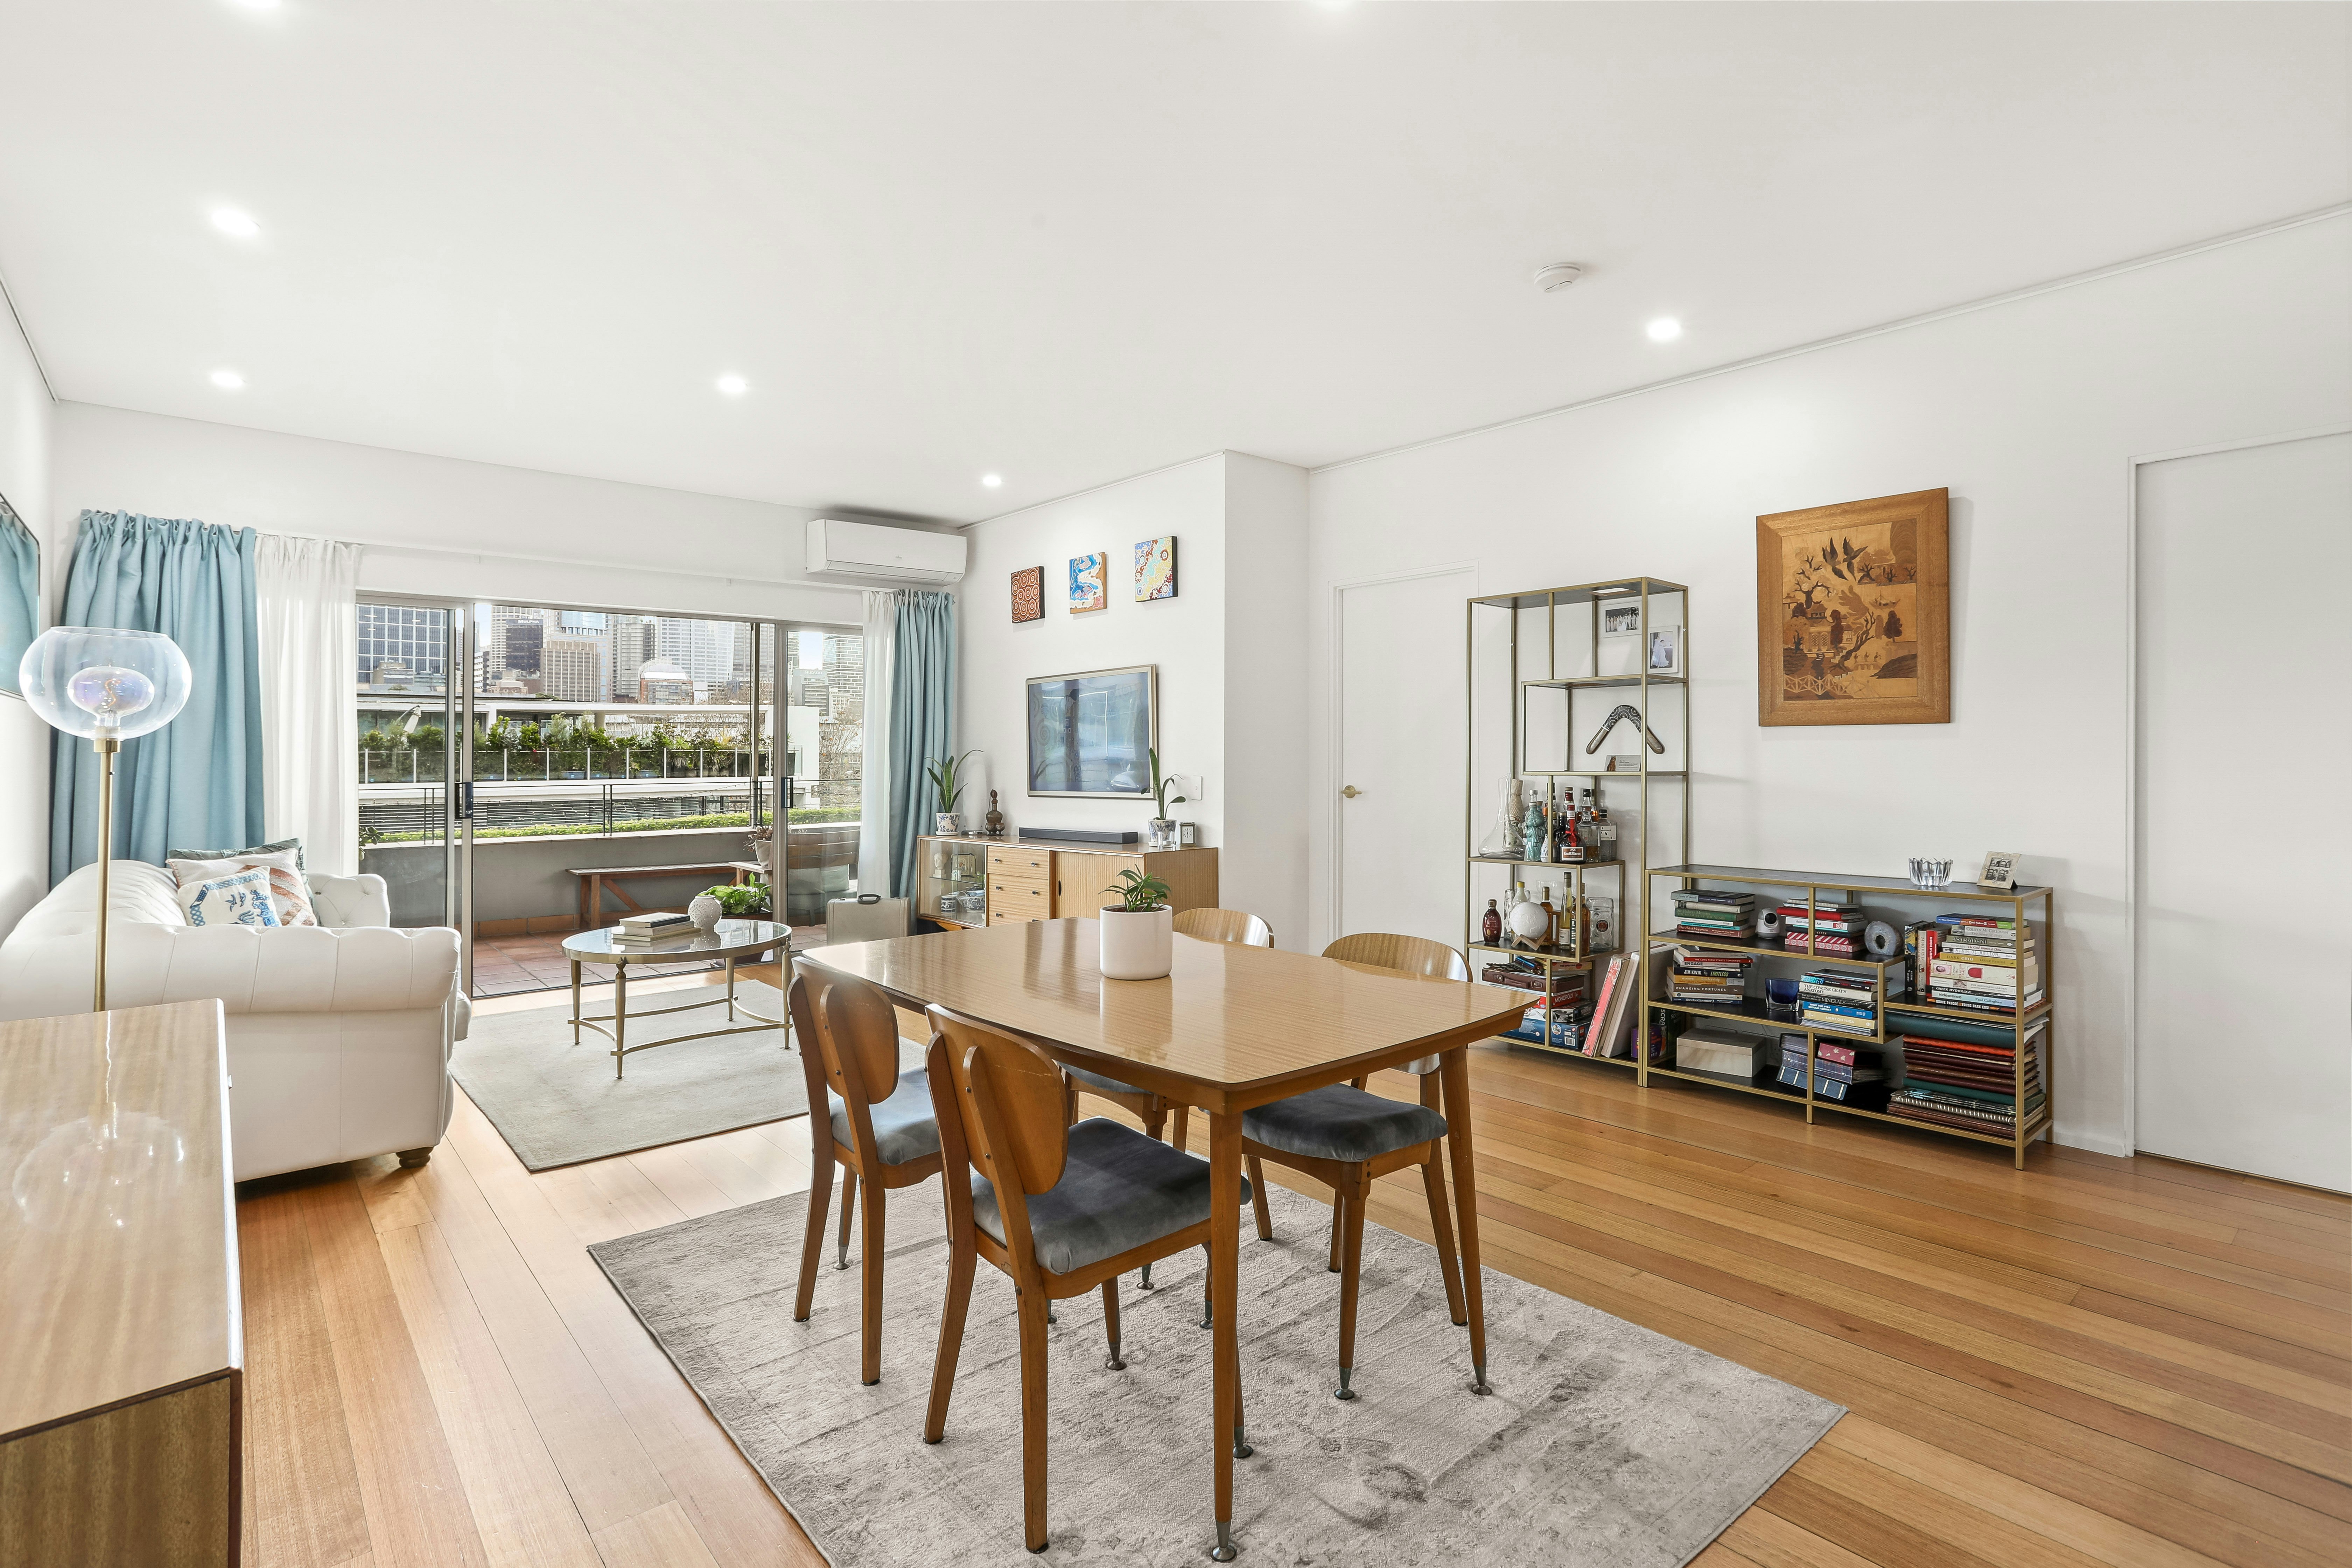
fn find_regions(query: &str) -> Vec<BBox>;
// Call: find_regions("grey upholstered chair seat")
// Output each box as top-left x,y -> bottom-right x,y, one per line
1064,1062 -> 1149,1097
972,1116 -> 1251,1275
828,1066 -> 943,1166
1243,1083 -> 1447,1164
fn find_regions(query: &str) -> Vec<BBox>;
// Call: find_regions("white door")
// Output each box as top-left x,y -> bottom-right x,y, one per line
2136,431 -> 2351,1191
1336,568 -> 1475,951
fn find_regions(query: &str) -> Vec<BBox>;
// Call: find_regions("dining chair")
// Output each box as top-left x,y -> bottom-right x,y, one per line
1237,931 -> 1471,1400
789,961 -> 944,1386
923,1002 -> 1256,1556
1065,906 -> 1277,1289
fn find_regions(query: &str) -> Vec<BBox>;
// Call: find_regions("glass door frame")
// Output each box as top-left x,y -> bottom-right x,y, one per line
360,592 -> 475,996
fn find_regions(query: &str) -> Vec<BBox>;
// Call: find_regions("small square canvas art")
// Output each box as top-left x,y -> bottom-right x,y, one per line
1134,536 -> 1177,601
1068,553 -> 1107,612
1010,566 -> 1043,623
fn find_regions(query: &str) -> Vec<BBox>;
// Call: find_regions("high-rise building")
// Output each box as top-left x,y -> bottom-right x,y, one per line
653,617 -> 733,692
357,603 -> 449,687
605,615 -> 657,699
541,633 -> 608,702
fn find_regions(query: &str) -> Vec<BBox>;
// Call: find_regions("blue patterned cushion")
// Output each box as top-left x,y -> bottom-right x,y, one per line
1242,1083 -> 1446,1164
176,866 -> 284,929
972,1117 -> 1251,1275
827,1068 -> 941,1167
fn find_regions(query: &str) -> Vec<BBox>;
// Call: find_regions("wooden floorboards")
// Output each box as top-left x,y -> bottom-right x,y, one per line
236,976 -> 2351,1566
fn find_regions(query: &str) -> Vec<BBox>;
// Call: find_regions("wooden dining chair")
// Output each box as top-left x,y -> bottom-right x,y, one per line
789,961 -> 944,1386
923,1002 -> 1256,1556
1171,906 -> 1275,947
1236,931 -> 1471,1400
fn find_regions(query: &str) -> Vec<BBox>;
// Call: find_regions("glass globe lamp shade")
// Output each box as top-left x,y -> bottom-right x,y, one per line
18,627 -> 192,740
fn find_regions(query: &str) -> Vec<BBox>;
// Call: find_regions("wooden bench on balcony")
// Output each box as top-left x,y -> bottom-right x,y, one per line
568,860 -> 766,930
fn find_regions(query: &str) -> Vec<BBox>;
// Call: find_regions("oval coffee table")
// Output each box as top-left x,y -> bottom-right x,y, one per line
562,919 -> 793,1078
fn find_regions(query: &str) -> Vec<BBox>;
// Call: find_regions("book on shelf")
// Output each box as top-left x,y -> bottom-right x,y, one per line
1585,950 -> 1643,1057
1480,964 -> 1587,998
1502,1006 -> 1582,1050
1776,1056 -> 1891,1105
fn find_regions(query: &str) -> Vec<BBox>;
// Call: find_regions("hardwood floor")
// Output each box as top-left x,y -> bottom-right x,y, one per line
236,973 -> 2351,1566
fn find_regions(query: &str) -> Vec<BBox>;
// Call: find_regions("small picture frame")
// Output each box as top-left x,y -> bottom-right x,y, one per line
1598,598 -> 1642,639
1010,565 -> 1044,624
1977,850 -> 2019,890
1134,536 -> 1177,601
1068,554 -> 1107,613
1646,625 -> 1684,677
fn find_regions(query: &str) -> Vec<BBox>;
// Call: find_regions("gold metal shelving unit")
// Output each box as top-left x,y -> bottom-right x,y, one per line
1643,863 -> 2056,1168
1464,576 -> 1690,1066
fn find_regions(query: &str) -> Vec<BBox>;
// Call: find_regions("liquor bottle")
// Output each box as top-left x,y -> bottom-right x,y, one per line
1587,789 -> 1617,863
1540,887 -> 1559,948
1482,898 -> 1502,946
1556,801 -> 1584,864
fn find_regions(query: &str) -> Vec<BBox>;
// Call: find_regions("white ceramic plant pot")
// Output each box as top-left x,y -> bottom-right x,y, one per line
935,812 -> 963,834
688,893 -> 724,931
1099,904 -> 1174,981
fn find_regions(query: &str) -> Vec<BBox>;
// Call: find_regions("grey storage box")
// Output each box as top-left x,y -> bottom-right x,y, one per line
825,895 -> 910,944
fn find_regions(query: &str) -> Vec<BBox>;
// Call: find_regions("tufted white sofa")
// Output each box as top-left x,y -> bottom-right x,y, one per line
0,860 -> 469,1182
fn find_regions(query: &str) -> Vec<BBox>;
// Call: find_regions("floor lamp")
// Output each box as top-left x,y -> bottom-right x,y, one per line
19,626 -> 192,1011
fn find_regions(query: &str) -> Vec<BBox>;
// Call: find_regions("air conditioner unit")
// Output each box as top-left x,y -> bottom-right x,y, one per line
804,518 -> 967,585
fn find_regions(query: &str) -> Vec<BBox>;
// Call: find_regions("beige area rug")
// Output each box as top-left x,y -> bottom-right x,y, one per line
590,1177 -> 1841,1566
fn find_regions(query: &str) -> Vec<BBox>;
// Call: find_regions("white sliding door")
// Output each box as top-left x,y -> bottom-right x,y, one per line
2135,431 -> 2351,1191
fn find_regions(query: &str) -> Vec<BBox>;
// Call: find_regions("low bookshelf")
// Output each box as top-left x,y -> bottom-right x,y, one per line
1643,863 -> 2054,1168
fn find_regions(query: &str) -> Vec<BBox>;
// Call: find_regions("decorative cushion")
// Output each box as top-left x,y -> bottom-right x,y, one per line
1242,1083 -> 1447,1164
175,867 -> 284,929
972,1116 -> 1251,1276
169,851 -> 318,928
1066,1063 -> 1149,1098
827,1068 -> 942,1167
169,835 -> 305,873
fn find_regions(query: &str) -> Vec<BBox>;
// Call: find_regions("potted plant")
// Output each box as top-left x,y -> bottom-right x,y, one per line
925,749 -> 980,834
1099,867 -> 1174,981
694,881 -> 774,930
1146,748 -> 1187,851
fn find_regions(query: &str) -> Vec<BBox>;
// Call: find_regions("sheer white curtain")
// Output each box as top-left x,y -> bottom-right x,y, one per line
255,534 -> 363,876
856,589 -> 897,898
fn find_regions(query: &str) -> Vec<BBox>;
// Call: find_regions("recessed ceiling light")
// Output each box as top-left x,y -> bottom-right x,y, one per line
715,374 -> 748,396
1646,317 -> 1682,343
981,474 -> 1003,489
210,369 -> 245,389
1532,263 -> 1584,292
226,0 -> 282,10
210,208 -> 259,238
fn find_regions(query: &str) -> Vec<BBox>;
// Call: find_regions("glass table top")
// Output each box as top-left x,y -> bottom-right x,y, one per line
562,919 -> 792,963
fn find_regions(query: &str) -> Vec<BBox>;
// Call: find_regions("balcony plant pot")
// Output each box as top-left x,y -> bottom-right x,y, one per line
1099,903 -> 1173,981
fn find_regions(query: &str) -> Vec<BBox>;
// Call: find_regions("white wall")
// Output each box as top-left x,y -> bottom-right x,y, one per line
955,451 -> 1313,944
1303,215 -> 2352,1156
49,402 -> 946,625
0,298 -> 54,939
957,456 -> 1230,848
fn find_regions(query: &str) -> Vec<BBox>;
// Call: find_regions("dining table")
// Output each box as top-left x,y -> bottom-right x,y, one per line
802,916 -> 1528,1560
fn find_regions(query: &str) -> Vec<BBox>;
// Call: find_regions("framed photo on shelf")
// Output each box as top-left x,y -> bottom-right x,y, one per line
1977,850 -> 2019,890
1598,597 -> 1643,639
1646,625 -> 1684,677
1756,486 -> 1950,727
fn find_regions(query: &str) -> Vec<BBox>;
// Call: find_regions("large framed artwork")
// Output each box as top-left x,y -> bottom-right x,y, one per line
1756,487 -> 1949,726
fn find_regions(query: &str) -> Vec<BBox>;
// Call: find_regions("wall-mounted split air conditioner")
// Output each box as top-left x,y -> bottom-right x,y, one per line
804,518 -> 966,584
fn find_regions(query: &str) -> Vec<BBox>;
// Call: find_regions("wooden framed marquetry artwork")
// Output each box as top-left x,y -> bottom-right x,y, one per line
1010,565 -> 1044,624
1756,486 -> 1950,726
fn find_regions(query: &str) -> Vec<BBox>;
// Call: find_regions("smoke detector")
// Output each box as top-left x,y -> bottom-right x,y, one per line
1533,262 -> 1585,292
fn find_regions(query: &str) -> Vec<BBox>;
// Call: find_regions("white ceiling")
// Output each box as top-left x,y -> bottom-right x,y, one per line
1,1 -> 2344,523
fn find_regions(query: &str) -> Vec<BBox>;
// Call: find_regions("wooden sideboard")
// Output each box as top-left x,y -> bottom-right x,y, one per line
917,833 -> 1218,929
0,1000 -> 241,1568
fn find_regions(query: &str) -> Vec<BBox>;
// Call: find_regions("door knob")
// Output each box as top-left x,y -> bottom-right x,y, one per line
1340,785 -> 1363,799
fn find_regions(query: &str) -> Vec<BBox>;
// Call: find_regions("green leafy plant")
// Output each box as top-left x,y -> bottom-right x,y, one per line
925,749 -> 980,814
1104,868 -> 1172,912
701,882 -> 773,918
1148,747 -> 1186,819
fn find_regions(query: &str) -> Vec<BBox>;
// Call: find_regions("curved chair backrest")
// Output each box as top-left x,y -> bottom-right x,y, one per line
790,960 -> 900,1164
1172,906 -> 1275,947
927,1003 -> 1069,1198
1321,931 -> 1470,981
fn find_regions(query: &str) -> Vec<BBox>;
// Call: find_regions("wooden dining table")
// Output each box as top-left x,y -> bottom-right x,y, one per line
802,916 -> 1527,1560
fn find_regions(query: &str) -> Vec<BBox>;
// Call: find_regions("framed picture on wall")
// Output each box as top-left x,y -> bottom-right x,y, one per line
1646,625 -> 1684,677
1598,598 -> 1642,639
1134,536 -> 1177,601
1068,553 -> 1107,613
1010,566 -> 1044,624
1756,486 -> 1950,726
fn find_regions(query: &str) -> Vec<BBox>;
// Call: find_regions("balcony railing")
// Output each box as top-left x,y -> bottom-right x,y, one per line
358,746 -> 769,785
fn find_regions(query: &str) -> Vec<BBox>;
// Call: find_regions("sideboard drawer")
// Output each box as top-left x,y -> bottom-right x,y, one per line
987,846 -> 1052,878
987,876 -> 1050,920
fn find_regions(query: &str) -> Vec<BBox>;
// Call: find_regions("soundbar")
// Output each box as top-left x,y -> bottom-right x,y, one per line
1018,826 -> 1141,845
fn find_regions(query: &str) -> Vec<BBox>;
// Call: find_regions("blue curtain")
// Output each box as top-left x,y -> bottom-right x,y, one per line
50,512 -> 265,883
887,589 -> 956,898
0,497 -> 34,696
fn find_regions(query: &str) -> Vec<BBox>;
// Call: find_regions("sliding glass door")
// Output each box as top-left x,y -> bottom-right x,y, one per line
355,595 -> 476,993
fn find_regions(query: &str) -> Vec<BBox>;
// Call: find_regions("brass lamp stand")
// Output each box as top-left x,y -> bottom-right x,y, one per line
92,732 -> 119,1012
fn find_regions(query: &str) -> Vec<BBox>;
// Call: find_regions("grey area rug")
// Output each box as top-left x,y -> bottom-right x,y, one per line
455,980 -> 900,1171
591,1177 -> 1842,1566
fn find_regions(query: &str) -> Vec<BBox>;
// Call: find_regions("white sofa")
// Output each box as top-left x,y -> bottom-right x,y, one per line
0,860 -> 470,1182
